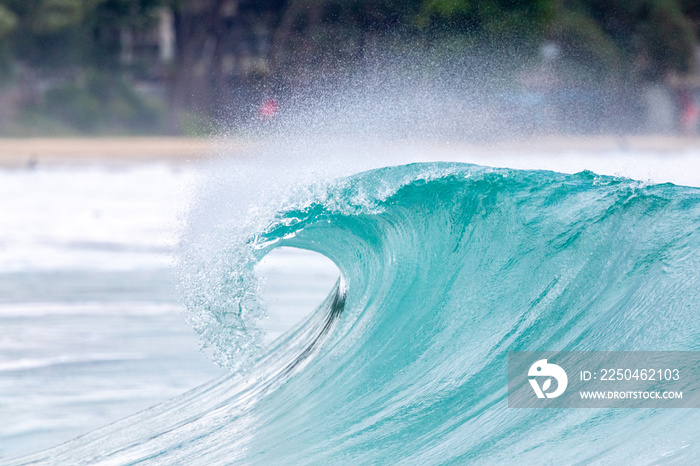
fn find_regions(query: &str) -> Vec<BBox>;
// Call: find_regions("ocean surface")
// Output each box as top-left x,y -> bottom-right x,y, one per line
0,165 -> 337,460
3,152 -> 700,464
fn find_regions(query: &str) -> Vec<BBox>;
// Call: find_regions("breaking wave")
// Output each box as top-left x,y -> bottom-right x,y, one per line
14,162 -> 700,464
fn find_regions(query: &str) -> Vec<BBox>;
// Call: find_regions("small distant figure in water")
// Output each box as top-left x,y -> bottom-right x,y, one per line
258,98 -> 278,121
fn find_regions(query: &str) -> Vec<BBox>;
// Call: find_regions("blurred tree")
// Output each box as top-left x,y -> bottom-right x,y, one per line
163,0 -> 226,134
0,4 -> 17,38
33,0 -> 84,33
0,0 -> 164,70
555,0 -> 698,81
551,9 -> 623,80
0,0 -> 698,134
0,0 -> 168,133
417,0 -> 556,40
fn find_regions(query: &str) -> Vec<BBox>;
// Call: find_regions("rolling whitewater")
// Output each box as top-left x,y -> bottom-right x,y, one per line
12,162 -> 700,464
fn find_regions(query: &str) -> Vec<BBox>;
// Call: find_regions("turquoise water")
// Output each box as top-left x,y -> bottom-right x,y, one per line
13,162 -> 700,464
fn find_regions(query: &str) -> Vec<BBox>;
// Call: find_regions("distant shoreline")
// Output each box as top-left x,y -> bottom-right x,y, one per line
0,137 -> 220,168
0,135 -> 699,168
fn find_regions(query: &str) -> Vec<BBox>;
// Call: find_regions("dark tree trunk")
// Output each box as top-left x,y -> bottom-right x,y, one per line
166,0 -> 226,135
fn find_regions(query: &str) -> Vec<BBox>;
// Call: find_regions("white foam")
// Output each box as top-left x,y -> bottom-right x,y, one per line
0,164 -> 198,272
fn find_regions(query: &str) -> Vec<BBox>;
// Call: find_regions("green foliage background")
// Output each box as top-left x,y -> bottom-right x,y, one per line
0,0 -> 697,135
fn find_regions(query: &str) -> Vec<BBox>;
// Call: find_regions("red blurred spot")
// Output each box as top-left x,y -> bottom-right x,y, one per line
259,99 -> 278,120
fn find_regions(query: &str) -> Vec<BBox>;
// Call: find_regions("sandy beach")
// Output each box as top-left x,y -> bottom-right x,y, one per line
0,135 -> 699,168
0,137 -> 220,168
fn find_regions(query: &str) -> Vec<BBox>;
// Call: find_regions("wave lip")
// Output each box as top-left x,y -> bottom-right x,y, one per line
13,162 -> 700,464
